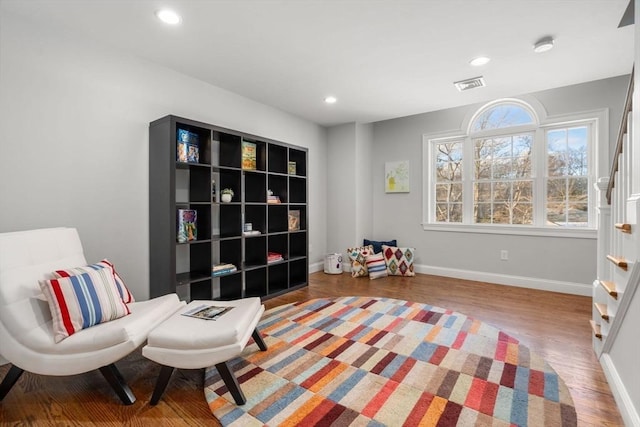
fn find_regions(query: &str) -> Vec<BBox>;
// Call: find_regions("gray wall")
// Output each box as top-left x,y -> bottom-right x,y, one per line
0,11 -> 328,300
326,122 -> 374,259
370,76 -> 629,292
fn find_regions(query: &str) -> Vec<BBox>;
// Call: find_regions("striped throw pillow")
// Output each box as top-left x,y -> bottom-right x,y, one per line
40,267 -> 130,343
366,252 -> 388,280
54,259 -> 135,304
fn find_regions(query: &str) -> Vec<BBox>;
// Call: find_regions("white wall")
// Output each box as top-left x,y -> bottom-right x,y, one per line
326,123 -> 374,261
0,11 -> 327,300
355,123 -> 373,242
370,76 -> 629,294
327,124 -> 357,254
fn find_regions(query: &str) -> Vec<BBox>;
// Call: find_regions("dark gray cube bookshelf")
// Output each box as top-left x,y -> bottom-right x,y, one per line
149,115 -> 308,301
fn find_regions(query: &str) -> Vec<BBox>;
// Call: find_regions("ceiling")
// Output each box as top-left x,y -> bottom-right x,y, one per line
1,0 -> 634,127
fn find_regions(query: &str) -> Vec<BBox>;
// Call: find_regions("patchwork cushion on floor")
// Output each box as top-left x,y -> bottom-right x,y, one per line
346,245 -> 374,277
382,245 -> 415,276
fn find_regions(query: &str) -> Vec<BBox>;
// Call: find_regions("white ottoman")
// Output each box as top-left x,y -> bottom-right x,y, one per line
142,298 -> 267,405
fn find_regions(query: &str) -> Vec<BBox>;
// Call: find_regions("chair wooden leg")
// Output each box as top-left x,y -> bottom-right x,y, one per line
215,361 -> 246,405
99,363 -> 136,405
252,328 -> 268,351
0,365 -> 24,401
149,365 -> 174,406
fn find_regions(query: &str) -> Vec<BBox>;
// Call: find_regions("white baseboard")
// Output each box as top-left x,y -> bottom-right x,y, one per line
415,264 -> 592,296
601,353 -> 640,427
309,261 -> 323,273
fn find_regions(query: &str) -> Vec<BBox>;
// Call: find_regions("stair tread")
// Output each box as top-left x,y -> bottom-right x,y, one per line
599,280 -> 618,299
589,320 -> 603,340
606,255 -> 628,271
594,302 -> 610,322
614,223 -> 632,233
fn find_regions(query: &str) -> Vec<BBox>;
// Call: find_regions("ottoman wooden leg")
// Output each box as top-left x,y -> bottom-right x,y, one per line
252,328 -> 268,351
149,365 -> 175,406
215,361 -> 246,405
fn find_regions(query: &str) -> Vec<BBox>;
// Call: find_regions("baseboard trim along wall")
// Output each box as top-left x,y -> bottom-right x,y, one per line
331,262 -> 590,296
309,261 -> 324,274
601,353 -> 640,427
415,264 -> 591,296
414,265 -> 592,297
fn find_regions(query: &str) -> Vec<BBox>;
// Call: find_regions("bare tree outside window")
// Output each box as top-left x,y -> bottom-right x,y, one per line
546,126 -> 589,226
434,141 -> 463,222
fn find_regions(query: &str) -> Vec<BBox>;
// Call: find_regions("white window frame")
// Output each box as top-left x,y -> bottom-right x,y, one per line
422,99 -> 607,239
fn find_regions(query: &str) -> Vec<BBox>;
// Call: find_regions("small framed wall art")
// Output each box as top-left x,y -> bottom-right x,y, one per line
385,160 -> 410,193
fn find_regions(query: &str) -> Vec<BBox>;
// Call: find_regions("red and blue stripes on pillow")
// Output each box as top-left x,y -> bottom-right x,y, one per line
40,266 -> 130,343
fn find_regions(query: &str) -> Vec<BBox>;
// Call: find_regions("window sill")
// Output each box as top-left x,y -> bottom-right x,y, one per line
421,223 -> 596,239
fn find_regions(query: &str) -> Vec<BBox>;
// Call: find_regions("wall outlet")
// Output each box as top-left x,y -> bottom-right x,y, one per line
500,250 -> 508,261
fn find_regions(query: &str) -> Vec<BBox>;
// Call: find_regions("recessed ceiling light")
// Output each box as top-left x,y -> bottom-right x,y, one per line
469,56 -> 490,67
156,9 -> 181,25
324,96 -> 337,104
533,37 -> 554,53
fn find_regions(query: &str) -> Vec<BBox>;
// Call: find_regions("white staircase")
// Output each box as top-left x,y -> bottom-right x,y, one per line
593,70 -> 640,427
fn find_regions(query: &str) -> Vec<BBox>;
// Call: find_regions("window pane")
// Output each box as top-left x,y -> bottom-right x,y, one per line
513,180 -> 533,202
449,204 -> 462,222
567,127 -> 588,176
492,158 -> 512,179
474,203 -> 492,223
493,182 -> 510,201
475,183 -> 491,202
546,203 -> 565,225
436,184 -> 463,202
492,204 -> 510,224
474,138 -> 492,157
475,160 -> 491,179
567,203 -> 588,225
435,142 -> 463,182
471,104 -> 534,132
548,153 -> 566,176
567,177 -> 588,201
435,184 -> 450,202
435,203 -> 449,222
513,135 -> 532,157
547,178 -> 566,202
513,203 -> 533,224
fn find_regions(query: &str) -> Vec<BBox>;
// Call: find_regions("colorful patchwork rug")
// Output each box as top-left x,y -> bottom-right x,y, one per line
204,297 -> 577,426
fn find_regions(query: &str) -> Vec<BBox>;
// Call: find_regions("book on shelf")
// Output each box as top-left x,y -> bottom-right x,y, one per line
181,304 -> 233,321
212,263 -> 237,276
243,230 -> 261,236
242,140 -> 257,170
267,195 -> 281,204
288,161 -> 296,175
288,210 -> 300,231
177,209 -> 197,243
267,251 -> 284,263
177,129 -> 200,163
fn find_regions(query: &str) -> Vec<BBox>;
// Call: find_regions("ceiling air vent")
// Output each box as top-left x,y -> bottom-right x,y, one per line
454,76 -> 486,92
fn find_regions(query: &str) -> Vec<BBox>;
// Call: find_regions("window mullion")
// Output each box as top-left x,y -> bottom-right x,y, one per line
463,137 -> 474,224
534,128 -> 546,227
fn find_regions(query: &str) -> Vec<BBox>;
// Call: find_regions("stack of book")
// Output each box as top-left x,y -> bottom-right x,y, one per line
212,263 -> 237,277
267,195 -> 281,204
243,230 -> 261,236
267,252 -> 284,263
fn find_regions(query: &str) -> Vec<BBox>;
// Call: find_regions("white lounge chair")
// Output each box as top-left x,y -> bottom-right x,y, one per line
0,227 -> 184,404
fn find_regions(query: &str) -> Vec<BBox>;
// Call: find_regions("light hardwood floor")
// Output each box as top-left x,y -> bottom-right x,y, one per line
0,272 -> 623,426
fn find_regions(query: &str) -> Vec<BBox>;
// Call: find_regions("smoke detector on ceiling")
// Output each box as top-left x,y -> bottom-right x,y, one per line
454,76 -> 486,92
